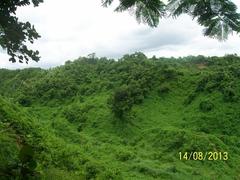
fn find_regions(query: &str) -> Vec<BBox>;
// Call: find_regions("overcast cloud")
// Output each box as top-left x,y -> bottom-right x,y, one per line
0,0 -> 240,69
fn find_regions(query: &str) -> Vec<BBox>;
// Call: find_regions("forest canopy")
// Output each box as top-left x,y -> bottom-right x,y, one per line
1,53 -> 240,179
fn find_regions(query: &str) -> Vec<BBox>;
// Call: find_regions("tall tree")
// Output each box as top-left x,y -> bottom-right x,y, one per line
0,0 -> 43,63
102,0 -> 240,40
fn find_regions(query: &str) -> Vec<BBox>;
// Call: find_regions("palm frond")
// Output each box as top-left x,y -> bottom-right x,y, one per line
167,0 -> 240,40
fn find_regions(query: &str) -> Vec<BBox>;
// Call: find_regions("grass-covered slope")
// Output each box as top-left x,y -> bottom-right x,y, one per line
1,53 -> 240,179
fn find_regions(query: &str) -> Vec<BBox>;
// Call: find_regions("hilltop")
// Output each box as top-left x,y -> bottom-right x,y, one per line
1,53 -> 240,179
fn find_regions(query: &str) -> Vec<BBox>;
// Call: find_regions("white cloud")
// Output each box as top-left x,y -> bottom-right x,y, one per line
0,0 -> 240,69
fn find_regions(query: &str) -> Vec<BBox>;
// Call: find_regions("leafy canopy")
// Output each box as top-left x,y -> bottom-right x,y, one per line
102,0 -> 240,40
0,0 -> 43,63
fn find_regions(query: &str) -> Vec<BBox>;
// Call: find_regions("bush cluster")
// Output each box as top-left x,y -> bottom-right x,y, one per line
199,100 -> 214,112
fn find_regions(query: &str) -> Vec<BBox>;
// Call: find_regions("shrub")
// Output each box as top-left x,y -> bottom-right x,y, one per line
184,92 -> 197,105
0,133 -> 19,173
35,76 -> 78,102
199,100 -> 214,112
63,104 -> 87,124
1,145 -> 39,179
18,145 -> 38,179
134,165 -> 161,178
42,168 -> 84,180
98,168 -> 122,179
109,78 -> 152,119
77,123 -> 85,132
230,66 -> 240,78
196,76 -> 209,92
84,161 -> 102,180
128,83 -> 144,104
17,95 -> 32,107
116,149 -> 135,161
222,87 -> 238,102
109,85 -> 134,119
212,72 -> 228,82
157,84 -> 170,95
162,68 -> 178,80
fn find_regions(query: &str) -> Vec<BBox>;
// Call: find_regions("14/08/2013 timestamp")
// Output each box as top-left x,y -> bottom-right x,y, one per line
179,152 -> 228,161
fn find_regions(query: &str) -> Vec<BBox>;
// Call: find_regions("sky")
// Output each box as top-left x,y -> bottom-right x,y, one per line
0,0 -> 240,69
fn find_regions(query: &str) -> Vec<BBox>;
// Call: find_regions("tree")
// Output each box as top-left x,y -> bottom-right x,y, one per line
110,85 -> 134,119
0,0 -> 43,63
102,0 -> 240,40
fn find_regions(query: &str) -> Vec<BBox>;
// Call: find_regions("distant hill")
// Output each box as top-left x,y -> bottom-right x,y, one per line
1,53 -> 240,179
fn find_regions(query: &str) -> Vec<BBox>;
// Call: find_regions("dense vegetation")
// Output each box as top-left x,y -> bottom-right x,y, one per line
1,53 -> 240,179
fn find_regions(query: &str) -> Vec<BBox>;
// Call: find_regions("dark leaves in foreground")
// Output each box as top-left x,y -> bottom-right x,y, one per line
102,0 -> 240,40
0,0 -> 43,63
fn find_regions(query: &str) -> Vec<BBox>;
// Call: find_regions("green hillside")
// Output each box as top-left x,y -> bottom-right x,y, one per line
1,53 -> 240,179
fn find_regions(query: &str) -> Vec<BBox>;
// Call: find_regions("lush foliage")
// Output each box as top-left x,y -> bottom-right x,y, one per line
1,53 -> 240,179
